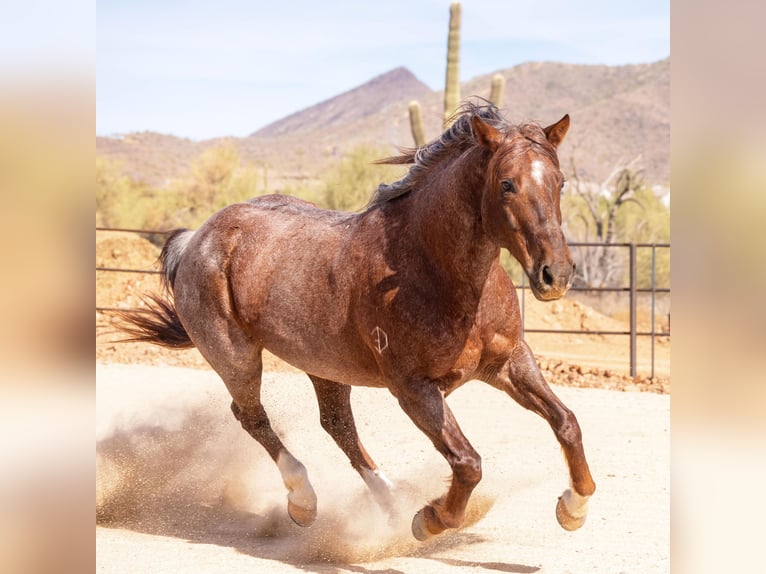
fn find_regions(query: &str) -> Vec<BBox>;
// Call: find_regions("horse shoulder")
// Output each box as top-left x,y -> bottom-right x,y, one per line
474,261 -> 524,359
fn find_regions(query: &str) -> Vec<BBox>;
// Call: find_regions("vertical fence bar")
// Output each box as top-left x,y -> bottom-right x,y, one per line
651,244 -> 657,378
629,243 -> 637,377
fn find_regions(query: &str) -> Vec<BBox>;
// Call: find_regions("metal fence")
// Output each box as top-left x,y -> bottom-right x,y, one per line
96,228 -> 669,378
518,242 -> 669,378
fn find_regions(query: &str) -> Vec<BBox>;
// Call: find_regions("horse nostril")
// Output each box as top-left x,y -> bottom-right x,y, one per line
541,265 -> 554,287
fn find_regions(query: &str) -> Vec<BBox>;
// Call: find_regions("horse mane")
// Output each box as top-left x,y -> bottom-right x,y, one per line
368,100 -> 557,208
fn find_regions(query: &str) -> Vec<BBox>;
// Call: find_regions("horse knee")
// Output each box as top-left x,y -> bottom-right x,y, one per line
554,409 -> 582,448
454,452 -> 482,488
553,409 -> 596,497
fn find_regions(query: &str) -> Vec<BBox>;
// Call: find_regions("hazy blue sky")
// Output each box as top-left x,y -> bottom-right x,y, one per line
97,0 -> 669,140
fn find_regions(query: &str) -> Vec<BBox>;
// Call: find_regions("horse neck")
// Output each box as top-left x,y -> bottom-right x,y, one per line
398,149 -> 500,286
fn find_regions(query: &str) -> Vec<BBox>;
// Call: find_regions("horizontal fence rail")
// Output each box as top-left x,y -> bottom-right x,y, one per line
96,228 -> 670,378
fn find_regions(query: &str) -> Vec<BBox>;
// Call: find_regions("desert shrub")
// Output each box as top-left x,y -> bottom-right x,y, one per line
320,144 -> 406,212
499,250 -> 524,285
614,187 -> 670,289
96,156 -> 159,229
562,169 -> 670,289
159,143 -> 261,228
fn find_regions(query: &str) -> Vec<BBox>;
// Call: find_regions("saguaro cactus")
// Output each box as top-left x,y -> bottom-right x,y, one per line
408,101 -> 426,148
443,2 -> 462,128
489,73 -> 505,108
407,2 -> 506,146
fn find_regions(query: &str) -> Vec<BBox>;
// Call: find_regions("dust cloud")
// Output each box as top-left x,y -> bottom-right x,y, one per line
96,379 -> 496,564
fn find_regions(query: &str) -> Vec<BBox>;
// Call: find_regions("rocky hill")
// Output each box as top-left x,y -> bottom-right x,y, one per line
97,58 -> 669,188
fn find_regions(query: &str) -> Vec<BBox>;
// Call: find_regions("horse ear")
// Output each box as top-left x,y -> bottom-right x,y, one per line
472,116 -> 503,151
544,114 -> 570,148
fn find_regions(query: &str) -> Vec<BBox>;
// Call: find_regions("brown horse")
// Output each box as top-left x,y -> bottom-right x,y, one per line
118,102 -> 595,540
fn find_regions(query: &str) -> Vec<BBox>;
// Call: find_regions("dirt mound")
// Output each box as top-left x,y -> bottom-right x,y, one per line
522,296 -> 627,334
96,232 -> 163,311
97,231 -> 161,269
537,357 -> 669,394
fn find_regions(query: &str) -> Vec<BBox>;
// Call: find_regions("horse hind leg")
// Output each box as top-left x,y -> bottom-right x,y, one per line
173,258 -> 317,526
230,397 -> 317,527
193,321 -> 317,526
309,375 -> 396,515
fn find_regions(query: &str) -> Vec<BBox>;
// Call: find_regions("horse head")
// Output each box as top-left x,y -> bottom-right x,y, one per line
473,113 -> 575,301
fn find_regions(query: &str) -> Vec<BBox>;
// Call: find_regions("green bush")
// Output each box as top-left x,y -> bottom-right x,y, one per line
320,144 -> 406,212
562,184 -> 670,288
97,143 -> 264,233
96,156 -> 158,229
614,187 -> 670,288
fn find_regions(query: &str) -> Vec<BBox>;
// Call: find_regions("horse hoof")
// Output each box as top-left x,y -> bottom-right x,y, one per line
556,495 -> 587,531
411,509 -> 432,541
287,501 -> 316,527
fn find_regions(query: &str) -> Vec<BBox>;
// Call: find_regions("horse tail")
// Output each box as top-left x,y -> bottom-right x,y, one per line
114,229 -> 196,349
157,228 -> 195,291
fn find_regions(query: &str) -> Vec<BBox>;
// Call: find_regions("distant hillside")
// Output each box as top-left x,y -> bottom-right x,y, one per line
96,132 -> 210,186
97,59 -> 669,188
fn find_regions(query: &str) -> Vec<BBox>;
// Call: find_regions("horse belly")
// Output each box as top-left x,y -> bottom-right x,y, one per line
250,294 -> 384,386
265,336 -> 385,387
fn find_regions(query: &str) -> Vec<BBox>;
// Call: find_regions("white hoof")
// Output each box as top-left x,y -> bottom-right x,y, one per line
555,488 -> 589,531
277,452 -> 317,527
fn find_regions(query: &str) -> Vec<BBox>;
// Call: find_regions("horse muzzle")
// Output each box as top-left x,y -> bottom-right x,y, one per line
529,260 -> 576,301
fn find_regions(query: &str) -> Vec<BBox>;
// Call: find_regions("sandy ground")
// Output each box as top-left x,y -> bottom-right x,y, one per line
96,362 -> 669,573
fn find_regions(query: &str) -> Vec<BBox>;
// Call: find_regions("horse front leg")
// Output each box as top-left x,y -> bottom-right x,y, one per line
485,340 -> 596,530
391,380 -> 482,540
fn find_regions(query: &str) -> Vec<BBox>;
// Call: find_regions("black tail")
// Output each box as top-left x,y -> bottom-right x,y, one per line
115,295 -> 193,348
114,228 -> 196,349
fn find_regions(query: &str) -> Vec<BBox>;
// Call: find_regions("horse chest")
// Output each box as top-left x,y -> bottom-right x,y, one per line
363,296 -> 482,381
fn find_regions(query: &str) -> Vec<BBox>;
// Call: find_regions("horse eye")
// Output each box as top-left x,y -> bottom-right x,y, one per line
501,179 -> 516,194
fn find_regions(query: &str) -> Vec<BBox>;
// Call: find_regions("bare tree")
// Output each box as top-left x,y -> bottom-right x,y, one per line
565,155 -> 645,288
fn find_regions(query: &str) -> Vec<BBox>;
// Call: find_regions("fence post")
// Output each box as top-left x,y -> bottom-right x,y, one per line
651,243 -> 657,378
629,243 -> 637,377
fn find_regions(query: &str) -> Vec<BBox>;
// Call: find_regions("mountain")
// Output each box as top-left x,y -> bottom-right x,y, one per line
97,59 -> 669,188
253,67 -> 431,138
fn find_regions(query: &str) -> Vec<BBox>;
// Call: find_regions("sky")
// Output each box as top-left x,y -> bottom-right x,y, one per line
97,0 -> 669,140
